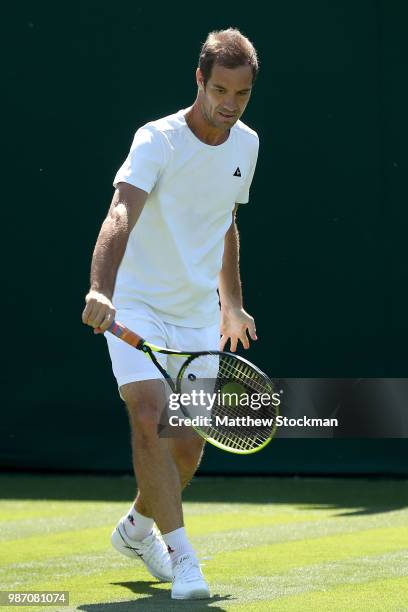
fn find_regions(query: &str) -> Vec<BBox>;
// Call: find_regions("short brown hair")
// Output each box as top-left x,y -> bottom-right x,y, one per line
199,28 -> 259,86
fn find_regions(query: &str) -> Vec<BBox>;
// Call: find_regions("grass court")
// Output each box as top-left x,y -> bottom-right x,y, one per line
0,474 -> 407,611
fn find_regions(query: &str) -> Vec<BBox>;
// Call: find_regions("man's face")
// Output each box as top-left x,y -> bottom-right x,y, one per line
197,63 -> 253,130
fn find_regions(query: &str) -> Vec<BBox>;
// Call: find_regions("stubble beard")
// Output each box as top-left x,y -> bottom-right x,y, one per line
200,98 -> 231,132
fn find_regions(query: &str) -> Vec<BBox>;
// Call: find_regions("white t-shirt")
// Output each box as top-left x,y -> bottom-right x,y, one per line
112,108 -> 259,327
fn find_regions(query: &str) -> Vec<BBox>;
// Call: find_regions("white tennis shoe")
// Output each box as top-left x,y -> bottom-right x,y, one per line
171,553 -> 210,600
111,518 -> 172,582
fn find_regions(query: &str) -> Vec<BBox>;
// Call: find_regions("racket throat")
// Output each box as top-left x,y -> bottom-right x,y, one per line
143,345 -> 176,392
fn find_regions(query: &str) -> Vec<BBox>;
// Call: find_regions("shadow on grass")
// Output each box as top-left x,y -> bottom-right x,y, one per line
77,580 -> 232,611
0,473 -> 407,515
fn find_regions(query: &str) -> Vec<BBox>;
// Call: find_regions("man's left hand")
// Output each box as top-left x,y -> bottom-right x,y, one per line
220,307 -> 258,352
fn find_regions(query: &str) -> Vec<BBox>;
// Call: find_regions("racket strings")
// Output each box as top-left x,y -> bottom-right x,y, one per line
179,354 -> 278,451
217,359 -> 271,396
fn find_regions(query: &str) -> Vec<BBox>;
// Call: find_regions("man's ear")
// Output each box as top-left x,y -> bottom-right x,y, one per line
196,67 -> 204,90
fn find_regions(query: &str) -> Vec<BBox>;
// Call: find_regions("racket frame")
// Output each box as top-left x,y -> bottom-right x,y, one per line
176,352 -> 277,454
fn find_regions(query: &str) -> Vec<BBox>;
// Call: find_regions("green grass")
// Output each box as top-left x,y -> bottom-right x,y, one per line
0,474 -> 408,611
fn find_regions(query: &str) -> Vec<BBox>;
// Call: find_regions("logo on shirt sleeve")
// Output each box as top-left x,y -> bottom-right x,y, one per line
233,167 -> 242,177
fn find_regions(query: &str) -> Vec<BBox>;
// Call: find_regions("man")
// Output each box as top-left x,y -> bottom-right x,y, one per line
82,28 -> 259,600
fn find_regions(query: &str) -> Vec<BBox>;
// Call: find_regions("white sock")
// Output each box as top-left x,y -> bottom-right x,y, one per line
162,527 -> 195,565
123,504 -> 154,541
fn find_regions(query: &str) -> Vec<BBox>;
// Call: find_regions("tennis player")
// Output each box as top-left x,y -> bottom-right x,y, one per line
82,28 -> 259,600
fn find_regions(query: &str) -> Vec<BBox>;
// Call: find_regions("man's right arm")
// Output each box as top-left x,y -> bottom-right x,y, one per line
82,182 -> 148,332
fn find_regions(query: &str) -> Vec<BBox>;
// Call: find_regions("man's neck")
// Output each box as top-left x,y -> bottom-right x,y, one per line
184,102 -> 230,146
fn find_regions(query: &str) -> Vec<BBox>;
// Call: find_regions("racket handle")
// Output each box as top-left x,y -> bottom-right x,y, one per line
107,321 -> 145,349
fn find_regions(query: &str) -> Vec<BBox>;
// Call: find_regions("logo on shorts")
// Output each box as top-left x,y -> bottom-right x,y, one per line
233,167 -> 242,177
167,545 -> 175,554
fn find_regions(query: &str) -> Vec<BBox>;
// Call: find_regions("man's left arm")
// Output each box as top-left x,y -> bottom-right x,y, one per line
218,205 -> 257,352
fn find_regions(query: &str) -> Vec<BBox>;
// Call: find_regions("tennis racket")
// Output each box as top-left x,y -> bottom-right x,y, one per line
107,320 -> 280,454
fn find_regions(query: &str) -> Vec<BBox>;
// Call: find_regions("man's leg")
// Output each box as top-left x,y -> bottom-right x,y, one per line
119,379 -> 210,599
134,433 -> 205,518
120,379 -> 184,534
169,433 -> 206,487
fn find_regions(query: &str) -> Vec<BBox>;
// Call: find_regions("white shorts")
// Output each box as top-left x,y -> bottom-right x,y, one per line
105,304 -> 221,389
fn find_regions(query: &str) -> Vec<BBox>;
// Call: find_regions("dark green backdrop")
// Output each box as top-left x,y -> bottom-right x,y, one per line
2,1 -> 408,473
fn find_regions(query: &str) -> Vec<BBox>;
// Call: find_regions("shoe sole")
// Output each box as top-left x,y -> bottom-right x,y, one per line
172,589 -> 211,600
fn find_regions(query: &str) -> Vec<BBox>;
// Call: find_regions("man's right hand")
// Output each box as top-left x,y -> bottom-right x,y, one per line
82,290 -> 116,334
